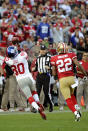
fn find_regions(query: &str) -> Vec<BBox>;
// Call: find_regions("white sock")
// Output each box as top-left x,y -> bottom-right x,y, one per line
74,104 -> 80,110
31,102 -> 39,111
33,94 -> 39,102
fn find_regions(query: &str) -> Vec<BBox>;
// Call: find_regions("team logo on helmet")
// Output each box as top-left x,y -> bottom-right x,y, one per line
57,42 -> 68,54
6,46 -> 18,58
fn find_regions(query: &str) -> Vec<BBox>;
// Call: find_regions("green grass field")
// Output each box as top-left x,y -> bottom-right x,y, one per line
0,107 -> 88,131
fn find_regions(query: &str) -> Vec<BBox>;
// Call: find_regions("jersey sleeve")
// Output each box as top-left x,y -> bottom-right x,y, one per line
20,51 -> 28,60
50,56 -> 56,66
71,53 -> 77,60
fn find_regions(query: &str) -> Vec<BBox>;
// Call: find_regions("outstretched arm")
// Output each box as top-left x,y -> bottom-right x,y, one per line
73,58 -> 87,76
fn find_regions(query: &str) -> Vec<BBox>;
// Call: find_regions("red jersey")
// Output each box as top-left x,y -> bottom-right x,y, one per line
76,60 -> 88,78
50,53 -> 77,79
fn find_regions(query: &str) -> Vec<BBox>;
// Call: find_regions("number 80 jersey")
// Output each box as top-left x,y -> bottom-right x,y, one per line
5,51 -> 30,79
50,52 -> 77,79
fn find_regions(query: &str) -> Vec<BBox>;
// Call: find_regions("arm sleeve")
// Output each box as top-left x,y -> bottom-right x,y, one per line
20,51 -> 28,60
71,53 -> 77,61
50,56 -> 56,66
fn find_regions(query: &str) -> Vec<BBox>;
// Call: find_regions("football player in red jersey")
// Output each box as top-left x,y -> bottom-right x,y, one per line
51,42 -> 87,121
76,52 -> 88,109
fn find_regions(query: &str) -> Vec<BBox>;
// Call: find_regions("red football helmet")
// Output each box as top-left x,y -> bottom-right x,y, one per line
57,42 -> 68,54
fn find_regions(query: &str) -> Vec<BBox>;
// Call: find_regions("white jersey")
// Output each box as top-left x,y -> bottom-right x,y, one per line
5,51 -> 34,82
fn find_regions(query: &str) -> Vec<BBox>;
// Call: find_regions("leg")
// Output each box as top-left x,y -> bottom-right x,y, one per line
76,78 -> 84,108
8,76 -> 17,109
17,76 -> 46,119
83,81 -> 88,109
36,74 -> 42,97
60,77 -> 77,112
60,76 -> 81,121
1,78 -> 9,110
15,85 -> 28,110
43,74 -> 53,112
58,87 -> 65,111
30,76 -> 44,111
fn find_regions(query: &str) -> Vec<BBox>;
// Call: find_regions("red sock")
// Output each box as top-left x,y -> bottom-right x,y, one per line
71,94 -> 77,105
32,91 -> 38,96
28,96 -> 35,104
66,98 -> 76,113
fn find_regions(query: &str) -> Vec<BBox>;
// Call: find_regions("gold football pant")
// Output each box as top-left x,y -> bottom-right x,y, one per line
59,76 -> 75,100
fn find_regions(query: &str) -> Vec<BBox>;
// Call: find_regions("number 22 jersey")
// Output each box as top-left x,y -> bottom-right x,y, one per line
50,52 -> 77,79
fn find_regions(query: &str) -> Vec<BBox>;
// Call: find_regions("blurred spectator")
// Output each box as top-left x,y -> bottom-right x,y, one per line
76,36 -> 85,51
9,0 -> 17,5
70,5 -> 80,18
59,0 -> 72,16
85,34 -> 88,52
36,16 -> 50,40
71,15 -> 83,27
70,26 -> 84,48
83,20 -> 88,34
42,37 -> 49,48
0,2 -> 7,17
20,36 -> 34,49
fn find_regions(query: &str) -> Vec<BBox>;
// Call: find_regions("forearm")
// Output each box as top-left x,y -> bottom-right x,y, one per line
52,66 -> 57,76
0,66 -> 4,76
77,64 -> 87,76
73,58 -> 87,76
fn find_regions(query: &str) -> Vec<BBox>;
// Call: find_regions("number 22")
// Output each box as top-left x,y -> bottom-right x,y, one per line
56,58 -> 72,72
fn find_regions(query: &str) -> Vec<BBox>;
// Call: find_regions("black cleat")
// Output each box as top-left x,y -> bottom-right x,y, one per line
75,111 -> 81,122
49,105 -> 53,112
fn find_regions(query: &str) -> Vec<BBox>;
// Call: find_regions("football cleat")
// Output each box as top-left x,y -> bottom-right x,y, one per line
49,104 -> 53,112
59,106 -> 64,111
37,102 -> 44,111
38,108 -> 46,120
74,111 -> 81,122
31,107 -> 37,113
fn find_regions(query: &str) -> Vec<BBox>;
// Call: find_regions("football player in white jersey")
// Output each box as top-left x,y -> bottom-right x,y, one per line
5,46 -> 46,120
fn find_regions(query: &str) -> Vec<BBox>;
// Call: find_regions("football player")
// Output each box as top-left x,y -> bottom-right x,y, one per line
0,48 -> 28,112
50,42 -> 87,121
5,46 -> 46,120
76,52 -> 88,109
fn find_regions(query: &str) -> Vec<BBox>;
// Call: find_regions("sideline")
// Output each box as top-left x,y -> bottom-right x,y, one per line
0,109 -> 87,115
